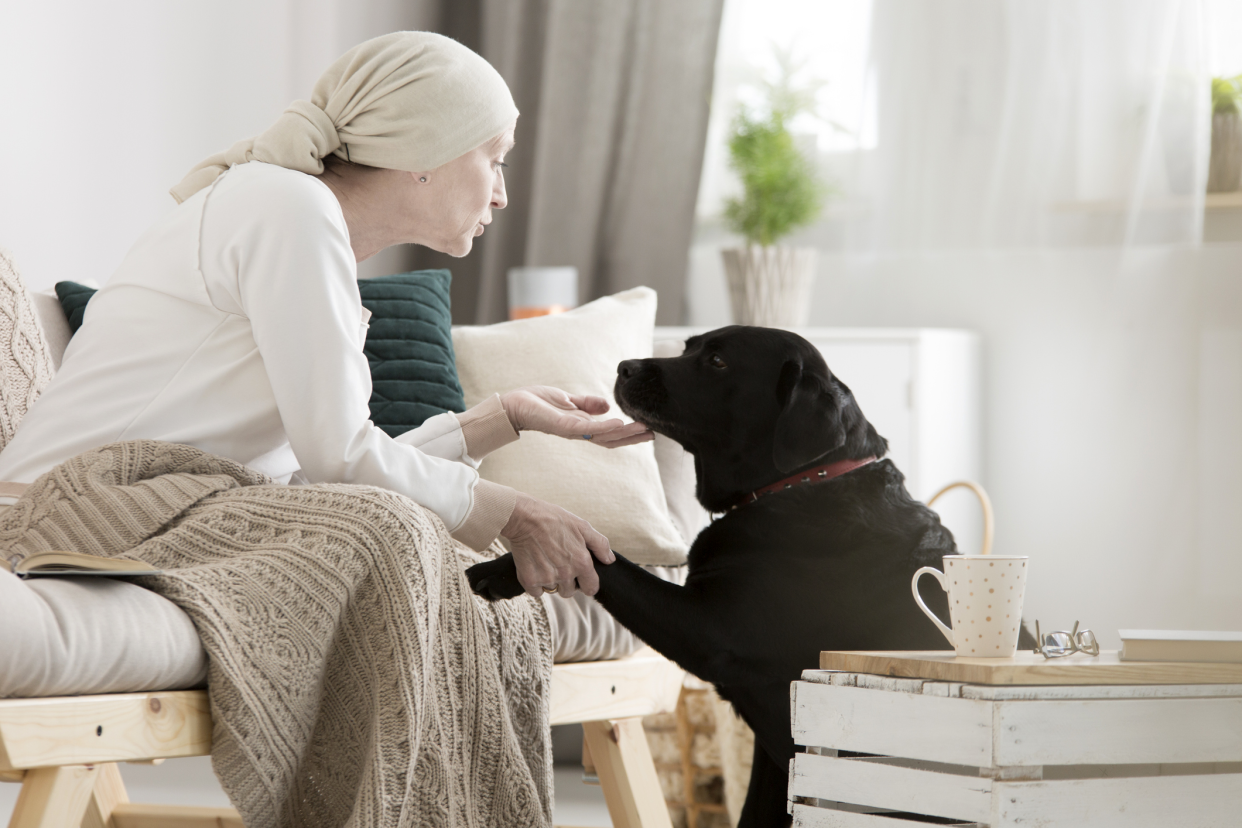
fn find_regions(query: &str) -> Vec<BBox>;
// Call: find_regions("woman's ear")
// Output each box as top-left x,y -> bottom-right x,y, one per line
772,359 -> 848,473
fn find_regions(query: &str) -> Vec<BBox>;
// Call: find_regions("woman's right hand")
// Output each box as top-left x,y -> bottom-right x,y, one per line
501,491 -> 614,599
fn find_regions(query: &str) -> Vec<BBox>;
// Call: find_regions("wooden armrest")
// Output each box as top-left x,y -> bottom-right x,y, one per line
550,647 -> 684,725
0,690 -> 211,771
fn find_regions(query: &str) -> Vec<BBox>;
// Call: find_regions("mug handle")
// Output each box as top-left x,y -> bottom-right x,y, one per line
912,567 -> 955,648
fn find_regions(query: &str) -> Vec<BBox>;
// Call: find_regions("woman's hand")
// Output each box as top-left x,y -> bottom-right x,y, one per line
501,386 -> 652,448
502,491 -> 615,598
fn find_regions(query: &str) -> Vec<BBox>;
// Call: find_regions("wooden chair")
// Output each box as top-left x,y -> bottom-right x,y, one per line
0,647 -> 682,828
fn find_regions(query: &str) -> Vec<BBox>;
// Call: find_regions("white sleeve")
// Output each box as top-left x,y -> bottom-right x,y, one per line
393,396 -> 520,469
201,171 -> 514,549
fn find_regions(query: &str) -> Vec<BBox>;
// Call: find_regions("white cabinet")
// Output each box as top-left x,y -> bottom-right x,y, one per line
653,327 -> 983,554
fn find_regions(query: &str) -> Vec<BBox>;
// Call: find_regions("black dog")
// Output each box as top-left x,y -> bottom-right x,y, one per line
468,326 -> 1013,826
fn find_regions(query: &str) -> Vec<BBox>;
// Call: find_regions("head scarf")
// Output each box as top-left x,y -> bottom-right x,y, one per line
170,32 -> 518,203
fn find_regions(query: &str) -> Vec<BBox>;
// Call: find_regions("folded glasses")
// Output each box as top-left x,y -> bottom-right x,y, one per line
1034,620 -> 1100,659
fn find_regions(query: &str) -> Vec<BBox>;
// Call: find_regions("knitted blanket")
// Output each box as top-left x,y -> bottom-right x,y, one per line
0,440 -> 553,828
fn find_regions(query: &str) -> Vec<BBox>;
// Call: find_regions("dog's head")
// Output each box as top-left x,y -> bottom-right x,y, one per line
615,326 -> 887,511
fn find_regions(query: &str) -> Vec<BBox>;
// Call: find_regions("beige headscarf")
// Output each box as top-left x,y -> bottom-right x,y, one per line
170,32 -> 518,204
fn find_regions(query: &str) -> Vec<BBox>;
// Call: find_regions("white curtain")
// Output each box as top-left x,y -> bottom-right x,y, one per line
852,0 -> 1210,250
689,0 -> 1242,643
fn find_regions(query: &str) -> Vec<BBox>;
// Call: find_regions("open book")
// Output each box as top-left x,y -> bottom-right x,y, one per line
8,550 -> 161,579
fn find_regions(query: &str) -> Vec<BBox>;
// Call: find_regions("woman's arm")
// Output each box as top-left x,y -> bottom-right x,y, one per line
201,169 -> 512,549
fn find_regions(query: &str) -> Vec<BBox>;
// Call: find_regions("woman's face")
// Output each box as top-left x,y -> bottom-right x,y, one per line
412,126 -> 515,257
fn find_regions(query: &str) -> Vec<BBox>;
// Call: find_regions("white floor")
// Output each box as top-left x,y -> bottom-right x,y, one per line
0,759 -> 611,826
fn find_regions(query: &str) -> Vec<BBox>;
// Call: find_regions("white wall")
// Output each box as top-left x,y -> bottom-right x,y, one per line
688,238 -> 1242,646
0,1 -> 435,292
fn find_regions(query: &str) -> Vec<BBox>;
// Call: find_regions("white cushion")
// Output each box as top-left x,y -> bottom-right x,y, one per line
30,291 -> 71,371
453,287 -> 689,565
0,567 -> 208,698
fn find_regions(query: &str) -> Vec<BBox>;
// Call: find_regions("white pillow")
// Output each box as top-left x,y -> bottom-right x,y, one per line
452,287 -> 688,565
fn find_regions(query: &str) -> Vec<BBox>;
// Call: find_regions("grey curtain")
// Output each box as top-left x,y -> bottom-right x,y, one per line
404,0 -> 724,325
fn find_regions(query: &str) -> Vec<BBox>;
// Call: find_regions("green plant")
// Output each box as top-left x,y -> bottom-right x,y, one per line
723,50 -> 828,247
1212,74 -> 1242,117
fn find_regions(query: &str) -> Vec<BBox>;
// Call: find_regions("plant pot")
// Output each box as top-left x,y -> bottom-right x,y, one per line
1208,112 -> 1242,193
721,246 -> 817,328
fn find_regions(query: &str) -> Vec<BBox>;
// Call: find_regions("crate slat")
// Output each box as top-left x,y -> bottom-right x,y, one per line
791,804 -> 982,828
790,753 -> 992,823
791,681 -> 992,767
993,697 -> 1242,766
992,774 -> 1242,827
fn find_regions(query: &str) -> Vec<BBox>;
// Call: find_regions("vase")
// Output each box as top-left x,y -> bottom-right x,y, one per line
1208,112 -> 1242,193
721,246 -> 817,328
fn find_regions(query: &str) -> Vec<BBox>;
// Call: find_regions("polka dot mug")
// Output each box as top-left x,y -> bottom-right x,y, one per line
912,555 -> 1029,657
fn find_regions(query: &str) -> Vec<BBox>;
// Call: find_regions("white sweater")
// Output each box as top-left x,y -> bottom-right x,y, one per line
0,162 -> 517,549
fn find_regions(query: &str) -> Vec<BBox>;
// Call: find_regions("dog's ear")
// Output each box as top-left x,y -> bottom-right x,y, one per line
772,358 -> 848,473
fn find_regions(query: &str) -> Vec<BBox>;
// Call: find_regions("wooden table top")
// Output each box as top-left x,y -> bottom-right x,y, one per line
819,650 -> 1242,685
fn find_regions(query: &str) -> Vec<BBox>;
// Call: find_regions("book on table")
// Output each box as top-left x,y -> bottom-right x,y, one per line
1119,629 -> 1242,663
7,550 -> 161,579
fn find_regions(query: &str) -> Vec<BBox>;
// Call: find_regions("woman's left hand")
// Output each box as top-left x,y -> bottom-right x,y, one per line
501,386 -> 653,448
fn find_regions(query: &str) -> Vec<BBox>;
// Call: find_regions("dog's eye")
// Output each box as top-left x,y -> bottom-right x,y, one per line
709,354 -> 727,369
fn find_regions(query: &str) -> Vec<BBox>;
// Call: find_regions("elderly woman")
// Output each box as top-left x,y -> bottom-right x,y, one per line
0,32 -> 649,603
0,30 -> 662,826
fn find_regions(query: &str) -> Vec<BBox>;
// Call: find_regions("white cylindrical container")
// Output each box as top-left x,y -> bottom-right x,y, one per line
507,266 -> 578,320
721,246 -> 817,328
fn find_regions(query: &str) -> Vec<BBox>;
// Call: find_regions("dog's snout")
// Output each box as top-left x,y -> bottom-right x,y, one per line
618,359 -> 644,380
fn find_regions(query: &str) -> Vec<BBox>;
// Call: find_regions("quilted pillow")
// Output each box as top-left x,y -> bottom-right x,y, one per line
357,270 -> 465,435
55,270 -> 464,435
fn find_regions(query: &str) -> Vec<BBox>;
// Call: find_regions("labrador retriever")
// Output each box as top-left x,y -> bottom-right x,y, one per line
467,326 -> 1019,827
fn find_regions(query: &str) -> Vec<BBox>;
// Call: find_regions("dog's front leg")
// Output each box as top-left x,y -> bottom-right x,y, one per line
467,552 -> 744,685
590,555 -> 748,686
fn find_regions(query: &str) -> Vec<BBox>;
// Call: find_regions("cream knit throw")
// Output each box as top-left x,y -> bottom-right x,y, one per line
0,440 -> 552,828
0,248 -> 53,451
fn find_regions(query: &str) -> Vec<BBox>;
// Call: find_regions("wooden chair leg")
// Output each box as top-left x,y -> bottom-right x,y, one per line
582,718 -> 672,828
82,763 -> 129,828
9,765 -> 99,828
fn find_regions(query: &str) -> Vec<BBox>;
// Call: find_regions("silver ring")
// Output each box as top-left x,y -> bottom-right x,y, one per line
541,584 -> 559,594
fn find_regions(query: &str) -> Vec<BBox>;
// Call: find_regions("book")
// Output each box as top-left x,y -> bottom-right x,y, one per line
1118,629 -> 1242,664
8,550 -> 161,579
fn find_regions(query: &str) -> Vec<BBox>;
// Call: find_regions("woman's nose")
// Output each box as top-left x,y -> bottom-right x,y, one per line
493,169 -> 508,210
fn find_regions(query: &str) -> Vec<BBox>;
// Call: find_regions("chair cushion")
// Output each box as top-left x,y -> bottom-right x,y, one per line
54,270 -> 467,435
0,567 -> 207,698
452,287 -> 689,565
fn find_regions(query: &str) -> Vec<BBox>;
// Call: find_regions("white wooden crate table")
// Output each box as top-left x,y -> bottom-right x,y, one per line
788,650 -> 1242,828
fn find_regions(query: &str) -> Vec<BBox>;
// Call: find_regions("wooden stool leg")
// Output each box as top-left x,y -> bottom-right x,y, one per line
82,763 -> 129,828
9,765 -> 99,828
582,718 -> 672,828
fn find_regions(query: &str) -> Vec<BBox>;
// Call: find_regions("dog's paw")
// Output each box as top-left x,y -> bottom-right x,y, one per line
465,554 -> 526,601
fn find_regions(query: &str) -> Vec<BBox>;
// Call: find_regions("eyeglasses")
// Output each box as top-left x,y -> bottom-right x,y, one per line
1033,620 -> 1100,659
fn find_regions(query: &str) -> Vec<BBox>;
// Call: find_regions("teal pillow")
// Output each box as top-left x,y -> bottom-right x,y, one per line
55,282 -> 96,334
357,270 -> 465,436
54,270 -> 465,437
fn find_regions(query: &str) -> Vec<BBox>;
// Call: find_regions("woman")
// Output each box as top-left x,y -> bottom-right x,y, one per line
0,31 -> 649,602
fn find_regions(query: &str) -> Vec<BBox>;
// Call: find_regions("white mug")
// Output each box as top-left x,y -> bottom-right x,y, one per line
912,555 -> 1029,657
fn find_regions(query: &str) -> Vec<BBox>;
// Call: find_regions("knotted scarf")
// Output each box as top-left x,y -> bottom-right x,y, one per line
171,31 -> 518,203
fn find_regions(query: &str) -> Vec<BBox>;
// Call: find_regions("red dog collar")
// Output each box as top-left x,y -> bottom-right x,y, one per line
727,456 -> 877,512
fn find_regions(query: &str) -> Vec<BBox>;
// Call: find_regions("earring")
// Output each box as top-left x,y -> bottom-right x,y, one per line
419,176 -> 427,183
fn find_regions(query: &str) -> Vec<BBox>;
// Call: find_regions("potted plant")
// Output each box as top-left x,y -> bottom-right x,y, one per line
721,62 -> 827,327
1208,74 -> 1242,193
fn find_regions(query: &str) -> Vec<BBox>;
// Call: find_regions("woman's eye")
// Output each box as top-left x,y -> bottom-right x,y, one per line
709,354 -> 727,369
